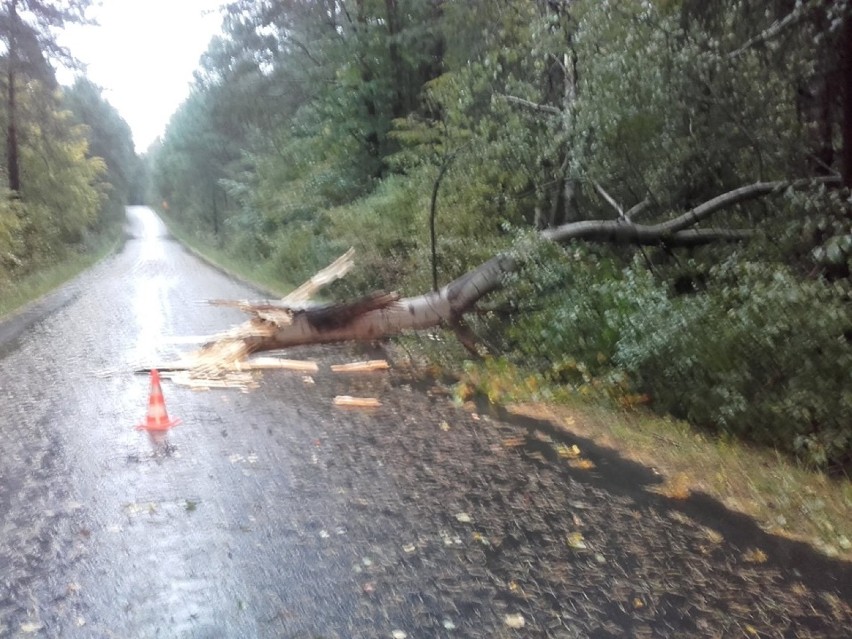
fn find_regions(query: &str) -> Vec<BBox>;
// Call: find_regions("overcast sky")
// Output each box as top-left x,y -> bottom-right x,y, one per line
58,0 -> 225,153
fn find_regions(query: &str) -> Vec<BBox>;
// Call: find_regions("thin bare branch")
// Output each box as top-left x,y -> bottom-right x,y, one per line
656,176 -> 839,234
624,198 -> 651,221
541,220 -> 752,246
593,181 -> 626,219
497,93 -> 562,116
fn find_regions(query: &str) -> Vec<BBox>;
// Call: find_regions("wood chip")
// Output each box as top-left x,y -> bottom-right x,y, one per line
330,359 -> 389,373
333,396 -> 382,408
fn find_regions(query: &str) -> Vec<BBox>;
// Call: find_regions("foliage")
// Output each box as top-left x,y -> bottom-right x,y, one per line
616,260 -> 852,469
508,245 -> 852,468
151,0 -> 852,468
0,1 -> 137,294
64,78 -> 144,222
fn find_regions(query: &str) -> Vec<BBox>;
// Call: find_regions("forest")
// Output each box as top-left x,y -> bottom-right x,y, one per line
0,0 -> 142,300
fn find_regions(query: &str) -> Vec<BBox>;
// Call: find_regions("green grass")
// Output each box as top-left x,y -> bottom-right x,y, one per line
0,230 -> 122,319
158,213 -> 293,298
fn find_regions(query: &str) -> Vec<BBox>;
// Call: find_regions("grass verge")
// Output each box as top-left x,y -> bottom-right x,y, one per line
0,230 -> 122,319
158,213 -> 293,297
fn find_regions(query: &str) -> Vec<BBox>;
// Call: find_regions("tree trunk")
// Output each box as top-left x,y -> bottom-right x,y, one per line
841,12 -> 852,188
422,0 -> 444,85
256,254 -> 516,351
355,0 -> 382,174
6,0 -> 20,195
384,0 -> 406,119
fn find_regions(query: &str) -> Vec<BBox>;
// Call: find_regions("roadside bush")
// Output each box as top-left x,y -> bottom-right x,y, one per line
326,175 -> 425,295
507,242 -> 851,469
616,260 -> 851,469
506,244 -> 650,383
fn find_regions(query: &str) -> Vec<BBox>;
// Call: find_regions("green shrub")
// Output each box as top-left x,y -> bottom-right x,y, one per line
616,260 -> 851,469
507,242 -> 851,469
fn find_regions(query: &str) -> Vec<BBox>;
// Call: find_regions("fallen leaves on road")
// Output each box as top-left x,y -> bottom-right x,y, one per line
743,548 -> 768,563
555,443 -> 581,459
20,622 -> 43,634
569,458 -> 597,470
656,472 -> 692,500
502,436 -> 525,448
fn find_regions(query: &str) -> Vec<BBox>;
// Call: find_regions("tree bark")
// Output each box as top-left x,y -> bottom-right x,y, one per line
254,254 -> 516,351
6,0 -> 20,195
841,12 -> 852,188
384,0 -> 406,118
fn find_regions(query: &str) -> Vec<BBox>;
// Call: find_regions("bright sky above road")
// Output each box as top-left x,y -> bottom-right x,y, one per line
58,0 -> 225,153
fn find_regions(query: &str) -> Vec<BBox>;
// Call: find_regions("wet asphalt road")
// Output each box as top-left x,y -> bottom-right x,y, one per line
1,206 -> 851,638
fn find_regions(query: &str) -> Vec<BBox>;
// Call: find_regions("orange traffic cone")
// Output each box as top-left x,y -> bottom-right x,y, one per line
136,369 -> 181,432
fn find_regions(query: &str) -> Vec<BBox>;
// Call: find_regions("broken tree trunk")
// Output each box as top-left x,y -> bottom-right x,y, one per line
157,176 -> 838,380
249,254 -> 515,351
238,177 -> 838,354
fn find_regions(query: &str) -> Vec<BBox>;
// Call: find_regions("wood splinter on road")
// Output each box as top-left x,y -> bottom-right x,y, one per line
241,358 -> 319,373
330,359 -> 389,373
333,396 -> 382,408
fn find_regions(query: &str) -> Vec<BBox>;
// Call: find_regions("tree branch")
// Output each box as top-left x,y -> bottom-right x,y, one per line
727,0 -> 821,60
497,93 -> 562,116
624,198 -> 651,221
593,180 -> 626,220
161,177 -> 834,367
655,176 -> 839,234
541,220 -> 751,246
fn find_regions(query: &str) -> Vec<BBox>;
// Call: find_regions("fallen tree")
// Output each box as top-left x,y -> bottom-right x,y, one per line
159,176 -> 839,380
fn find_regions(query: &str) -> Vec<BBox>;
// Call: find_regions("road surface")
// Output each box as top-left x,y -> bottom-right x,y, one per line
0,207 -> 850,638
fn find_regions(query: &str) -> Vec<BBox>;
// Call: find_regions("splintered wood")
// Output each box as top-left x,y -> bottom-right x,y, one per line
330,360 -> 389,373
148,250 -> 356,390
145,251 -> 394,401
242,358 -> 319,372
167,370 -> 259,393
333,396 -> 382,408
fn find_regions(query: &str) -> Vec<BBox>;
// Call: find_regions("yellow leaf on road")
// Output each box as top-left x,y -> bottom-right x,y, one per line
570,458 -> 596,470
504,613 -> 525,629
566,531 -> 587,549
20,623 -> 43,634
555,444 -> 581,459
743,548 -> 768,563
